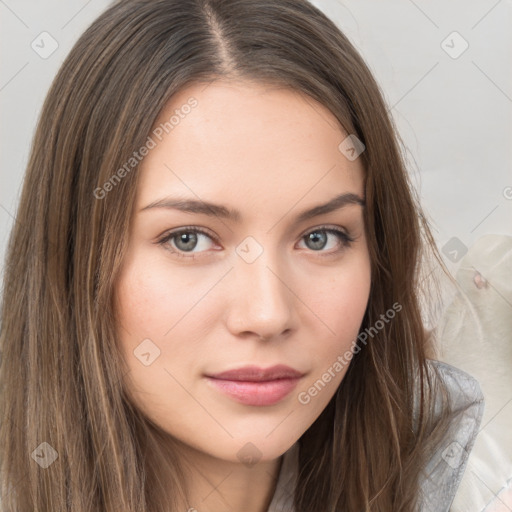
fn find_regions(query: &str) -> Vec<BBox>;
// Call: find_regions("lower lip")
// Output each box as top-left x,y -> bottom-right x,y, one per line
205,377 -> 301,406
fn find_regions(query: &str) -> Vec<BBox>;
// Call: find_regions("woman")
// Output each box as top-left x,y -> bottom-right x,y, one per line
0,0 -> 484,510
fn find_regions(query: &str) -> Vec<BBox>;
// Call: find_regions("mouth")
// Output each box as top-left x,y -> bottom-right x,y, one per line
204,364 -> 305,406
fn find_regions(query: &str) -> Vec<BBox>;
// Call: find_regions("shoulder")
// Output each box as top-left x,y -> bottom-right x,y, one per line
425,359 -> 485,408
416,359 -> 485,512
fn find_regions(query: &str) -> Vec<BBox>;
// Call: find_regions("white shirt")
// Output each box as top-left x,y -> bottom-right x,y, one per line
267,359 -> 485,512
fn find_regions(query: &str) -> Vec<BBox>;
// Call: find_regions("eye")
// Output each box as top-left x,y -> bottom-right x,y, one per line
156,225 -> 354,260
157,227 -> 217,259
297,226 -> 354,256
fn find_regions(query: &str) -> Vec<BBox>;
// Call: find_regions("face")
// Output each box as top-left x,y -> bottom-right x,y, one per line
114,79 -> 371,465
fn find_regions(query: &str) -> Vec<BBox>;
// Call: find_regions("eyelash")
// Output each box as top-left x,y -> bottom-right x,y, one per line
156,225 -> 354,260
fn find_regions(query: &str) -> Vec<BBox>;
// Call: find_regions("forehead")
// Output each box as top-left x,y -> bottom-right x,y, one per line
136,80 -> 364,213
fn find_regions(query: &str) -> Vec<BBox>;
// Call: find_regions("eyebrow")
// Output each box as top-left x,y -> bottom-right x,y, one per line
139,192 -> 365,224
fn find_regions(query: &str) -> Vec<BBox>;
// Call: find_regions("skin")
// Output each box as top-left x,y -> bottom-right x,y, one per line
114,79 -> 371,512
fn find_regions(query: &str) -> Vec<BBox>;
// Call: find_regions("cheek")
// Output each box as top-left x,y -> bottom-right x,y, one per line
114,260 -> 201,416
114,253 -> 219,378
115,254 -> 202,339
117,271 -> 167,334
293,254 -> 371,411
304,254 -> 371,368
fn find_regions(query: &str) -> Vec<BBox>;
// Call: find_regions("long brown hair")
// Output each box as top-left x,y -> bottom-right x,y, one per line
0,0 -> 454,510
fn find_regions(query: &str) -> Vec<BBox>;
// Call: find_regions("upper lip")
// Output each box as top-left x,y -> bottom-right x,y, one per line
206,364 -> 304,382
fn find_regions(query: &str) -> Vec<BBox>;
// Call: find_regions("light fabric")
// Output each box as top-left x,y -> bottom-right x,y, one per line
434,234 -> 512,511
267,359 -> 485,512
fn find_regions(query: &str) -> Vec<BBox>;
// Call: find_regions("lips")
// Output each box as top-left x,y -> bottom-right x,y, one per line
206,364 -> 304,382
204,365 -> 305,406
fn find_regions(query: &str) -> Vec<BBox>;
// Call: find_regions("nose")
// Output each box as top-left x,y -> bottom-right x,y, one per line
225,246 -> 297,341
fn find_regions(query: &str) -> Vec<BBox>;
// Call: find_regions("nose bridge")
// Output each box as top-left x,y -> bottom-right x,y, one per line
227,237 -> 294,338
